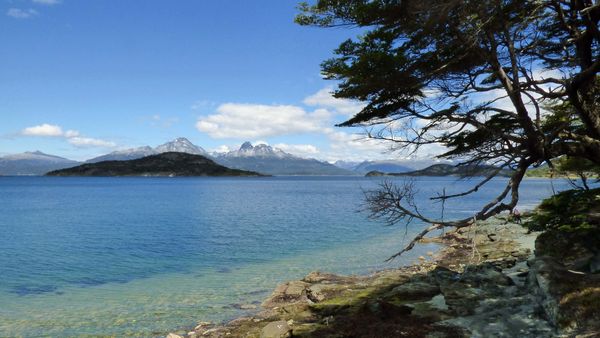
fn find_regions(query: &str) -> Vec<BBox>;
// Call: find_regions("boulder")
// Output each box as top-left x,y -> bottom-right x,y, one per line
262,281 -> 309,308
166,334 -> 183,338
385,281 -> 440,301
260,321 -> 292,338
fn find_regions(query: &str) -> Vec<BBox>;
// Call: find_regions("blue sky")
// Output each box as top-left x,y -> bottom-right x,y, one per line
0,0 -> 396,161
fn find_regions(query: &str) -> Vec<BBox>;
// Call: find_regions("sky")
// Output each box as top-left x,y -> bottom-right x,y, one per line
0,0 -> 408,162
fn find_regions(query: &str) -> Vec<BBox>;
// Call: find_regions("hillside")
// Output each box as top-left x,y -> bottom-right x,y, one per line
46,152 -> 263,177
366,164 -> 514,177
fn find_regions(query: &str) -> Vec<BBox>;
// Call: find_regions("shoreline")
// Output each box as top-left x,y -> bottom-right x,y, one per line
167,215 -> 557,337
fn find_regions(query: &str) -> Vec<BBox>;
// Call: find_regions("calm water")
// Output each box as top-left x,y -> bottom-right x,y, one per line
0,176 -> 570,337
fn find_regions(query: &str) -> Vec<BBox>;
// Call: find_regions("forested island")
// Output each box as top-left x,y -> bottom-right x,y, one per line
46,152 -> 264,177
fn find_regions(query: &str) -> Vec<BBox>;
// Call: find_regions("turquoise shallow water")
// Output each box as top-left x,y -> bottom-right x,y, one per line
0,176 -> 570,337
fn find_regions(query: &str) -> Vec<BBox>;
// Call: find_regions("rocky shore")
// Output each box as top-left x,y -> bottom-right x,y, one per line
167,215 -> 599,338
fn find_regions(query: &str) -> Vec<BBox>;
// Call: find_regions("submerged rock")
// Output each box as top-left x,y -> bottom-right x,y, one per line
174,217 -> 599,338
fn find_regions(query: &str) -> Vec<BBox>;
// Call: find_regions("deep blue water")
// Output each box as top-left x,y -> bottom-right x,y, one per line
0,176 -> 571,336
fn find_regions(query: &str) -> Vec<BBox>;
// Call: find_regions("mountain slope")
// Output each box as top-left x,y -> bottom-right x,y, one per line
214,142 -> 353,176
47,152 -> 262,177
366,164 -> 514,177
352,161 -> 413,174
0,151 -> 79,175
85,146 -> 157,163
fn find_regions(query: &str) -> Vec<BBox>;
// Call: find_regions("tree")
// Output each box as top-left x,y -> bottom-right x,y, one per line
296,0 -> 600,259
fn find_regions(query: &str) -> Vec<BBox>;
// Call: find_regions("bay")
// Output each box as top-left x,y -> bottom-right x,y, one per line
0,176 -> 570,336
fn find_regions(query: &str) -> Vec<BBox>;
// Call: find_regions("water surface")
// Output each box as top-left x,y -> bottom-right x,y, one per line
0,176 -> 570,336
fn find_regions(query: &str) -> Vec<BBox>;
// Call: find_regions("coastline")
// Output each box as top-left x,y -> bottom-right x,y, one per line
167,215 -> 575,337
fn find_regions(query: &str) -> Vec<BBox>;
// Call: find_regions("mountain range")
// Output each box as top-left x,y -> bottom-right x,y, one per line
0,138 -> 352,176
0,151 -> 79,176
0,137 -> 467,177
213,142 -> 351,176
85,138 -> 208,163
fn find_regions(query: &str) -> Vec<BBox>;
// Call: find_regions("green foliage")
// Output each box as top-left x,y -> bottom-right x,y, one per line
296,0 -> 600,237
525,188 -> 600,233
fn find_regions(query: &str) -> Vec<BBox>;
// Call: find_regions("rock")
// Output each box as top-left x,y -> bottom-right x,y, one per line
528,256 -> 562,327
303,271 -> 338,283
385,280 -> 440,301
260,321 -> 292,338
306,284 -> 327,303
166,334 -> 183,338
202,328 -> 219,335
590,253 -> 600,274
460,263 -> 515,287
230,303 -> 257,310
262,281 -> 309,308
194,322 -> 212,331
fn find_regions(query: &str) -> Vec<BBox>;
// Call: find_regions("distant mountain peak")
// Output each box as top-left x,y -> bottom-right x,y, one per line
221,141 -> 291,159
240,141 -> 253,150
155,137 -> 208,156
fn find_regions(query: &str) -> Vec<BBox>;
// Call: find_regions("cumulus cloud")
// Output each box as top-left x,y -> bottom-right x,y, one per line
303,87 -> 365,116
6,8 -> 38,19
196,103 -> 328,139
21,124 -> 64,136
194,87 -> 449,161
32,0 -> 61,5
20,123 -> 116,148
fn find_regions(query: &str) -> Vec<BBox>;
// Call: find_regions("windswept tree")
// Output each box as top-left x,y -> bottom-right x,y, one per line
297,0 -> 600,258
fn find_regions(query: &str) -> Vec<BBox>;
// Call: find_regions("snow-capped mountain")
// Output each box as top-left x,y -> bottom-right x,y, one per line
219,142 -> 292,159
154,137 -> 208,156
0,151 -> 80,175
86,137 -> 208,163
213,142 -> 353,176
85,146 -> 157,163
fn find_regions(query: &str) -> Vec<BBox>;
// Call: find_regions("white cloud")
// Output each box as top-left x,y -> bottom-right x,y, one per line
21,124 -> 63,136
7,8 -> 38,19
64,130 -> 80,138
273,143 -> 320,157
211,145 -> 231,153
194,87 -> 449,161
303,87 -> 365,116
67,137 -> 116,148
20,123 -> 116,149
196,103 -> 328,139
32,0 -> 61,5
